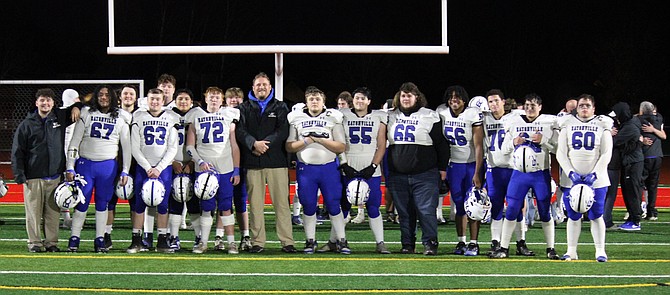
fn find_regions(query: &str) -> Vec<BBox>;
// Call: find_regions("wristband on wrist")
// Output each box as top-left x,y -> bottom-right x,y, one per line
303,138 -> 309,146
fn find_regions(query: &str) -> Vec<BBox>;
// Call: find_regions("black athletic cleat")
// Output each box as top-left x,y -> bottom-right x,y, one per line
546,247 -> 560,260
516,240 -> 535,256
488,247 -> 509,259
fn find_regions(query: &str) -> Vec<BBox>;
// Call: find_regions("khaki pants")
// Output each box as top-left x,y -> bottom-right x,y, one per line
23,178 -> 61,250
246,168 -> 294,247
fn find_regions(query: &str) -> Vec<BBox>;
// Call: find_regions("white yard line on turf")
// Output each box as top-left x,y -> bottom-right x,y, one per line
1,271 -> 669,278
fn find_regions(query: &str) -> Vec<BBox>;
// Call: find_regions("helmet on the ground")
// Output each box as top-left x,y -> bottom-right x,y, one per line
172,174 -> 193,203
346,178 -> 370,205
568,184 -> 595,213
465,187 -> 492,222
115,175 -> 134,200
194,172 -> 219,200
141,179 -> 165,207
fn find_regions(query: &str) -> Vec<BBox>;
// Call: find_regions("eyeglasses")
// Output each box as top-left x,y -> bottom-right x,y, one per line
578,104 -> 593,109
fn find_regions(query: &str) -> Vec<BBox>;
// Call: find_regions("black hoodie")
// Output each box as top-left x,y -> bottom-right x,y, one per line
611,102 -> 643,165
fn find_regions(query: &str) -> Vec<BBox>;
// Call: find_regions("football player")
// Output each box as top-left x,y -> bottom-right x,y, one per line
328,87 -> 390,254
126,88 -> 179,254
186,86 -> 241,254
436,85 -> 484,256
482,89 -> 534,256
167,89 -> 197,251
386,82 -> 449,255
66,85 -> 131,253
490,93 -> 559,259
221,87 -> 252,251
286,86 -> 348,254
556,94 -> 612,262
104,84 -> 139,250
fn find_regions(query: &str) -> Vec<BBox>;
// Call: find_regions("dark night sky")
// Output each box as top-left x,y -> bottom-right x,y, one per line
2,0 -> 668,114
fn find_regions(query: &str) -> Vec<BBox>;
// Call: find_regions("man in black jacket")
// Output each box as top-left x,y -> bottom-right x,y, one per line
609,102 -> 644,231
236,72 -> 296,253
12,88 -> 81,252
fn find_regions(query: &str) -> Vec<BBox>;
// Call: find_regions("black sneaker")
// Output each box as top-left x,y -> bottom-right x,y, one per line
546,247 -> 559,260
156,234 -> 174,253
240,236 -> 252,252
127,233 -> 143,254
142,232 -> 154,252
453,241 -> 467,255
400,245 -> 416,254
281,245 -> 298,253
304,239 -> 317,254
94,237 -> 108,253
338,239 -> 351,255
516,240 -> 535,256
29,245 -> 43,253
45,245 -> 60,252
249,245 -> 265,253
67,236 -> 80,253
464,242 -> 479,256
488,240 -> 500,255
317,240 -> 338,253
489,247 -> 509,259
423,240 -> 438,256
104,233 -> 113,249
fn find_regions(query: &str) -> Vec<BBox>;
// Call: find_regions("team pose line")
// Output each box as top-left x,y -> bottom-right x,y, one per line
13,74 -> 659,262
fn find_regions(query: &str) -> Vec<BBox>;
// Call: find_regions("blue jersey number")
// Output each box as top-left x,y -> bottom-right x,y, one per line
488,129 -> 505,151
90,122 -> 114,140
393,124 -> 416,142
144,126 -> 167,145
176,124 -> 185,145
349,126 -> 372,144
444,126 -> 467,146
572,131 -> 595,150
200,121 -> 225,143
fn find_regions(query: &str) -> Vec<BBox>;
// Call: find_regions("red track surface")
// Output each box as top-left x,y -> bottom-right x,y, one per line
2,183 -> 668,207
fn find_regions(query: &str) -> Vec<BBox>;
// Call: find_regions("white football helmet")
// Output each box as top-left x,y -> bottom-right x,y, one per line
551,199 -> 565,225
194,172 -> 219,200
468,96 -> 490,112
54,182 -> 82,210
292,102 -> 306,112
569,184 -> 595,213
465,187 -> 492,222
346,179 -> 370,205
141,179 -> 165,207
512,145 -> 539,173
115,176 -> 134,200
0,178 -> 8,198
172,174 -> 193,203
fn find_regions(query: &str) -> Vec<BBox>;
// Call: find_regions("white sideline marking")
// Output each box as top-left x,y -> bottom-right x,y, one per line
1,270 -> 669,278
0,238 -> 668,246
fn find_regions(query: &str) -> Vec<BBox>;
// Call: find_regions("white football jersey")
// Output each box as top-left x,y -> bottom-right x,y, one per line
174,107 -> 197,163
288,108 -> 346,165
131,109 -> 180,173
67,108 -> 132,174
482,111 -> 514,168
341,108 -> 387,176
437,104 -> 483,163
502,113 -> 558,172
387,107 -> 440,146
556,114 -> 613,188
189,106 -> 240,174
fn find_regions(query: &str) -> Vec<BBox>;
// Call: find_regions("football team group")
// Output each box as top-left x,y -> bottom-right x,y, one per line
9,72 -> 663,262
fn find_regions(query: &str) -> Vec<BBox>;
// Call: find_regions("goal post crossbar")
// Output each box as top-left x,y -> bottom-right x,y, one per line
107,0 -> 449,55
